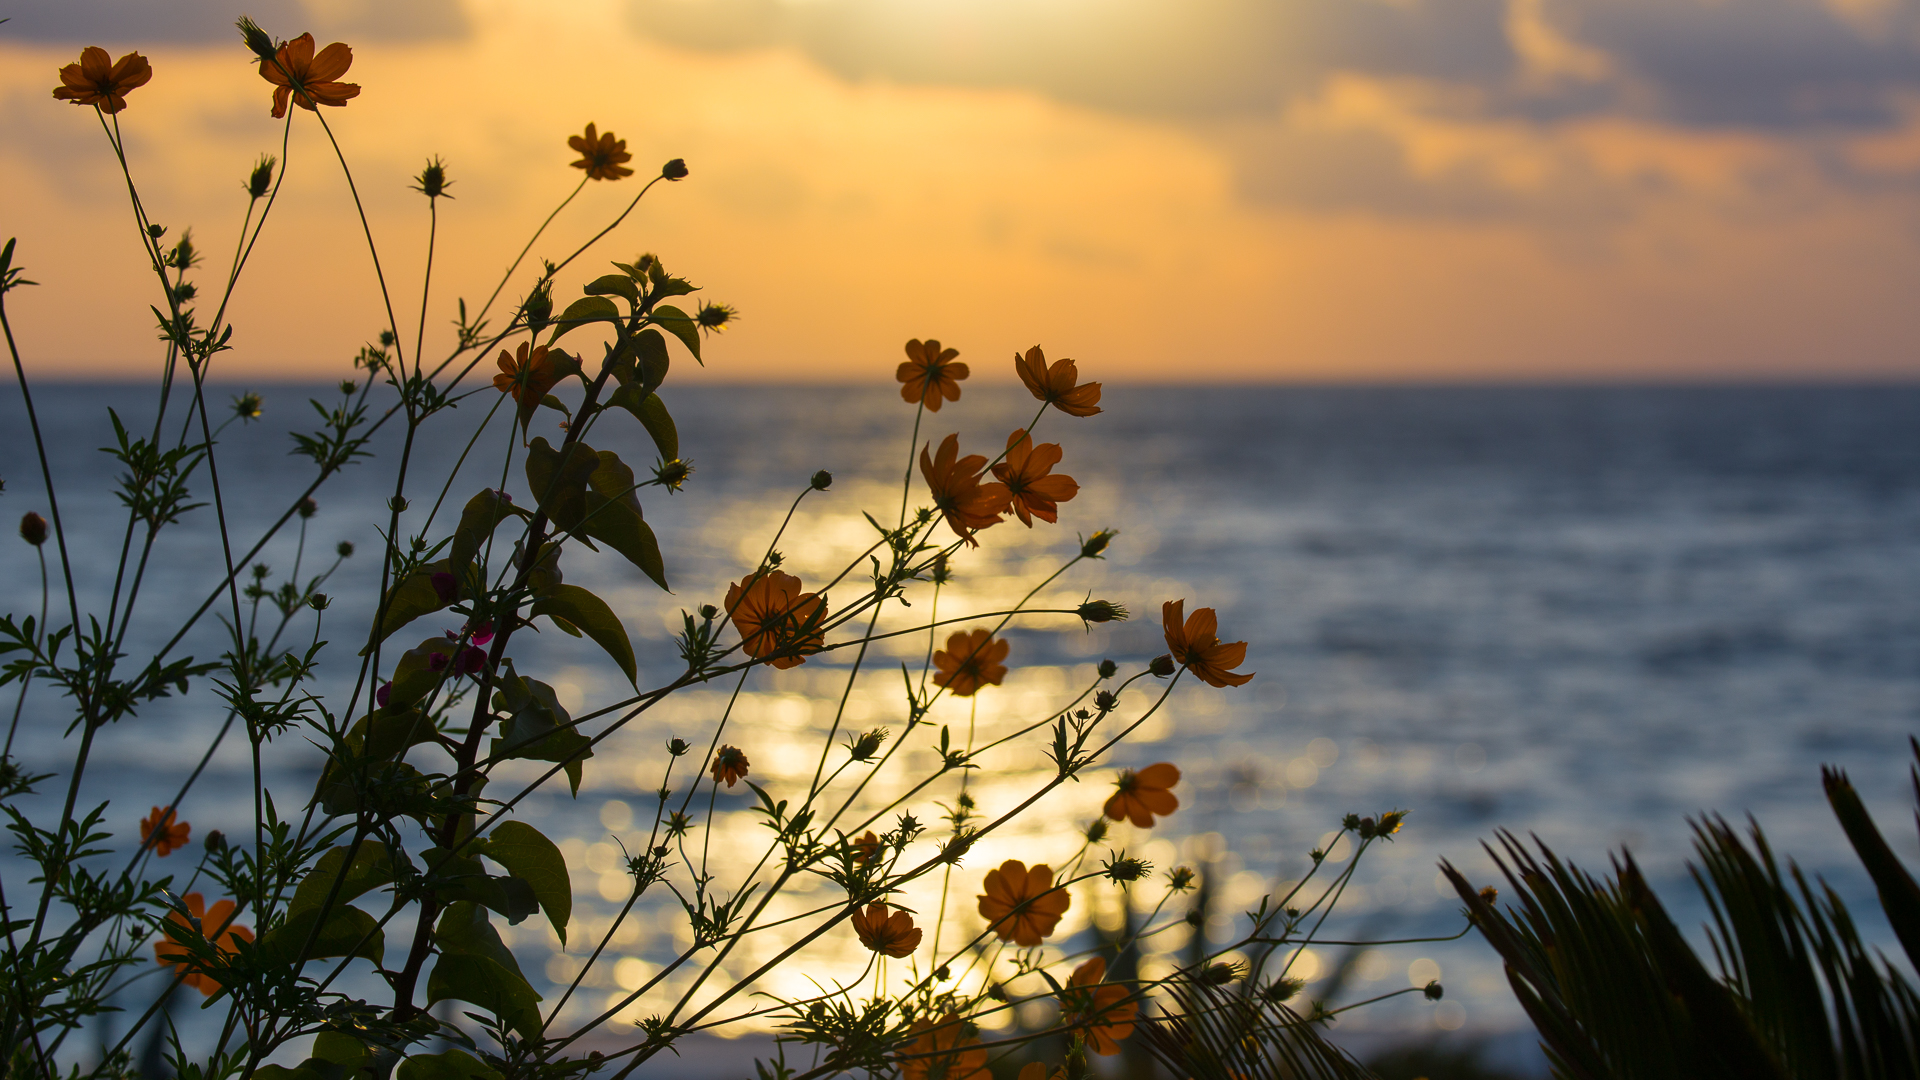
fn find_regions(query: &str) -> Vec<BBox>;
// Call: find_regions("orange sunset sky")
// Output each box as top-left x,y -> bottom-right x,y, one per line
6,0 -> 1920,382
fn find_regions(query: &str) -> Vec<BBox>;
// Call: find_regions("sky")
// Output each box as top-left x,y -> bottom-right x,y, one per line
5,0 -> 1920,381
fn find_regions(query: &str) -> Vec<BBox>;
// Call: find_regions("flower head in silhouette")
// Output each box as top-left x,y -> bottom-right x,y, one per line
1161,600 -> 1253,687
1061,956 -> 1137,1055
920,434 -> 1009,546
1014,346 -> 1101,417
140,806 -> 190,857
978,860 -> 1070,946
851,902 -> 922,957
53,47 -> 152,113
932,629 -> 1008,697
1104,763 -> 1180,827
899,1014 -> 987,1080
991,429 -> 1079,527
569,123 -> 633,181
897,339 -> 968,411
725,570 -> 827,669
710,745 -> 750,787
258,33 -> 360,118
153,893 -> 252,996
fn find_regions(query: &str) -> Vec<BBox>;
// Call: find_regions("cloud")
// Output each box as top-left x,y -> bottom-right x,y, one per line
0,0 -> 468,43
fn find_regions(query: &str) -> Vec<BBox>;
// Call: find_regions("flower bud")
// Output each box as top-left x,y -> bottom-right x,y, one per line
1149,654 -> 1175,677
1076,599 -> 1127,624
662,158 -> 689,181
297,497 -> 318,519
654,458 -> 693,492
246,154 -> 275,198
1478,885 -> 1498,906
667,737 -> 690,757
696,302 -> 734,332
698,604 -> 718,620
379,330 -> 396,348
1080,529 -> 1117,559
1084,818 -> 1109,844
389,496 -> 409,513
1094,690 -> 1117,713
307,593 -> 330,610
19,512 -> 47,547
147,223 -> 167,240
339,380 -> 356,395
652,844 -> 670,858
231,392 -> 263,421
204,829 -> 227,853
413,156 -> 452,199
236,16 -> 277,61
1097,659 -> 1117,679
810,470 -> 833,491
1264,977 -> 1304,1004
1166,865 -> 1195,891
1424,981 -> 1444,1001
1203,962 -> 1241,985
1376,810 -> 1406,837
521,280 -> 554,333
1184,909 -> 1203,927
848,728 -> 887,762
336,541 -> 354,558
1103,854 -> 1149,883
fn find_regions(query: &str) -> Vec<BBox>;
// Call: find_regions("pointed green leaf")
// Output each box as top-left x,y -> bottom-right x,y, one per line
1825,767 -> 1920,971
608,385 -> 678,462
254,904 -> 384,968
488,676 -> 593,794
524,437 -> 597,532
548,296 -> 619,342
429,901 -> 543,1040
477,821 -> 572,944
365,560 -> 454,648
291,841 -> 399,918
530,584 -> 635,684
583,274 -> 638,303
451,489 -> 526,573
650,304 -> 701,363
397,1050 -> 501,1080
634,327 -> 670,392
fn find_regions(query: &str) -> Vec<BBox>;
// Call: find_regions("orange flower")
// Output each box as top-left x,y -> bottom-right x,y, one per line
920,434 -> 1010,546
258,33 -> 360,119
710,744 -> 750,787
977,860 -> 1070,947
932,629 -> 1008,697
52,47 -> 152,114
1017,1064 -> 1065,1080
990,429 -> 1079,527
725,570 -> 828,669
897,339 -> 968,412
153,893 -> 252,997
899,1014 -> 987,1080
140,806 -> 191,857
851,902 -> 922,957
1014,346 -> 1101,417
493,341 -> 559,406
1104,763 -> 1180,828
1061,956 -> 1137,1055
569,123 -> 634,181
851,830 -> 884,865
1161,600 -> 1253,688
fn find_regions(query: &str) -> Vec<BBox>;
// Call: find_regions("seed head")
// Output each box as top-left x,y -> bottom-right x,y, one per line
412,156 -> 453,199
246,155 -> 276,199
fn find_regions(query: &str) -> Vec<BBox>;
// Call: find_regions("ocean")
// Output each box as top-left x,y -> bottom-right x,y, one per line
5,381 -> 1920,1073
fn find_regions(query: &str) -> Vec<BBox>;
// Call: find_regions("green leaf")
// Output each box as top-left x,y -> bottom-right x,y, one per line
634,327 -> 670,392
451,489 -> 526,574
386,639 -> 461,708
531,584 -> 635,684
575,451 -> 669,590
652,276 -> 698,299
290,842 -> 399,918
423,847 -> 539,924
250,1065 -> 337,1080
583,274 -> 639,303
430,902 -> 543,1041
365,560 -> 454,648
397,1050 -> 501,1080
1825,765 -> 1920,971
548,296 -> 619,342
650,304 -> 701,363
476,821 -> 573,944
254,904 -> 384,968
607,384 -> 678,462
489,676 -> 593,795
523,437 -> 598,533
313,1031 -> 371,1070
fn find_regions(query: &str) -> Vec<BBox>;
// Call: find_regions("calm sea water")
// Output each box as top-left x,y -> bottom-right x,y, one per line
5,382 -> 1920,1073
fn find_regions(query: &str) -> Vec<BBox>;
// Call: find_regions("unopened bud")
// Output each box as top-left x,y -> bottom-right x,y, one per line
19,512 -> 47,547
810,470 -> 833,491
413,156 -> 452,200
662,158 -> 689,181
307,593 -> 330,610
246,154 -> 275,198
1076,599 -> 1127,624
1167,865 -> 1196,891
1103,855 -> 1149,883
379,330 -> 396,348
1478,885 -> 1499,906
1148,654 -> 1175,677
1264,977 -> 1304,1004
1203,962 -> 1240,985
848,728 -> 887,762
698,604 -> 718,620
339,380 -> 356,395
297,497 -> 318,519
388,496 -> 409,513
204,829 -> 227,853
1080,529 -> 1117,559
236,16 -> 276,61
1084,819 -> 1109,844
336,541 -> 355,558
1094,690 -> 1117,713
667,737 -> 690,757
1424,981 -> 1443,1001
1097,659 -> 1117,679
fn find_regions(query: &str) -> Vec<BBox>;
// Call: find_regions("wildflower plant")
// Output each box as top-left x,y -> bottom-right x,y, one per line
0,21 -> 1470,1080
